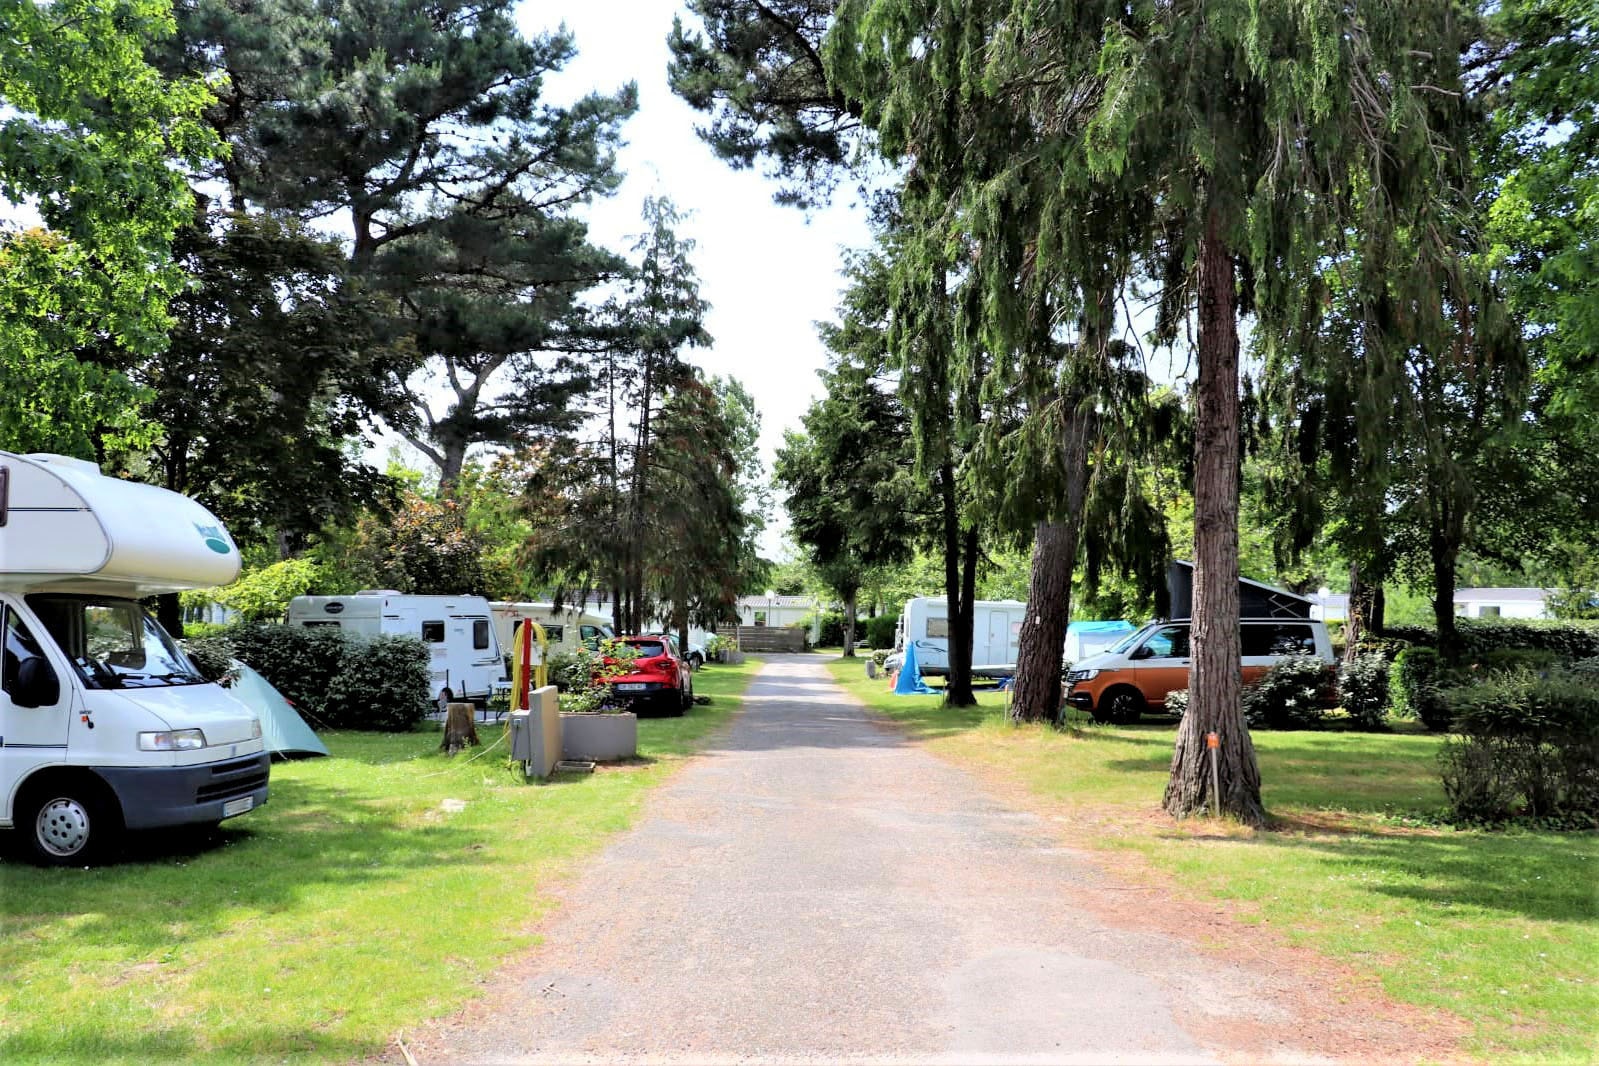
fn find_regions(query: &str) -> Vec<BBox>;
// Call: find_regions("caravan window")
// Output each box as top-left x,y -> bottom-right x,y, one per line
926,615 -> 950,639
540,624 -> 565,643
472,620 -> 491,650
421,621 -> 446,643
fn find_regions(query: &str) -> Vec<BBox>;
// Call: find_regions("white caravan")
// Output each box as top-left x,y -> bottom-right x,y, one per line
489,602 -> 614,659
287,592 -> 506,706
887,596 -> 1028,677
0,452 -> 268,865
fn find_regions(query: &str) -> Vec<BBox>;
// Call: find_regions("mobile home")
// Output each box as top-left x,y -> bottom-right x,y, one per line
0,452 -> 269,865
287,593 -> 506,706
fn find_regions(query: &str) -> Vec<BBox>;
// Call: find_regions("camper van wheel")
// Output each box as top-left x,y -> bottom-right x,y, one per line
19,777 -> 121,866
1098,687 -> 1146,725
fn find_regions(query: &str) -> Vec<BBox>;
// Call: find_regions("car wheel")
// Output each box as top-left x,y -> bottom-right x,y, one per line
1101,687 -> 1146,725
20,779 -> 121,867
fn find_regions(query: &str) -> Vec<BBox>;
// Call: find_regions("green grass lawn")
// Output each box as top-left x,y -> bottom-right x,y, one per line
829,659 -> 1599,1063
0,658 -> 762,1064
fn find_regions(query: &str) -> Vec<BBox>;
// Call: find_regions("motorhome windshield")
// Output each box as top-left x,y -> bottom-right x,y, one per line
26,595 -> 207,690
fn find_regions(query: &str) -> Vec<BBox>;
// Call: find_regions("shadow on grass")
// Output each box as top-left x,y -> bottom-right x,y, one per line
1234,827 -> 1598,925
0,776 -> 482,955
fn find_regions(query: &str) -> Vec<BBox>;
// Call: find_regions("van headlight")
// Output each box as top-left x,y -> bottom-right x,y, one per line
1066,669 -> 1099,683
250,718 -> 262,739
138,729 -> 207,751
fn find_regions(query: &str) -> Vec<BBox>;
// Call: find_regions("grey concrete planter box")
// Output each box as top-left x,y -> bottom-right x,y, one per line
559,711 -> 638,762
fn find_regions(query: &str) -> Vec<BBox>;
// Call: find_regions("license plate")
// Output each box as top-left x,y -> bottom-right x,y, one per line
222,795 -> 254,818
616,683 -> 648,692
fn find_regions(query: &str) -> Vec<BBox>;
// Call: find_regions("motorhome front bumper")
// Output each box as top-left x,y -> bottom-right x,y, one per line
95,752 -> 270,829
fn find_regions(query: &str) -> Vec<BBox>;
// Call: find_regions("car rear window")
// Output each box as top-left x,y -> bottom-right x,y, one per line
627,640 -> 667,658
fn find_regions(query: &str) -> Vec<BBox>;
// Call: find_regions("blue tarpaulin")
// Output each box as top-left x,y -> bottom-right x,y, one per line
893,640 -> 932,695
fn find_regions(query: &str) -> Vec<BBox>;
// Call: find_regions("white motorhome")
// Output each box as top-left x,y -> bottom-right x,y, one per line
0,452 -> 268,865
286,593 -> 506,706
489,602 -> 614,659
886,596 -> 1028,677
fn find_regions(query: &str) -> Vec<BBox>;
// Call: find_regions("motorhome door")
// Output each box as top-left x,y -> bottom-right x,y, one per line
1,604 -> 73,800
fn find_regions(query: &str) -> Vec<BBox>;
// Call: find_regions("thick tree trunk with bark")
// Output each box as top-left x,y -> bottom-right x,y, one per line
1163,213 -> 1265,826
1010,403 -> 1096,723
842,587 -> 858,657
1010,522 -> 1076,722
1344,562 -> 1366,666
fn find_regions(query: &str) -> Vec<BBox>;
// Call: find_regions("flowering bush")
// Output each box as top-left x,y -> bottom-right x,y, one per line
556,640 -> 640,714
1242,655 -> 1335,729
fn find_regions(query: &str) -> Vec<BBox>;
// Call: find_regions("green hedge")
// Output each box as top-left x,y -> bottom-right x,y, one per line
865,612 -> 898,650
1242,655 -> 1335,729
1382,617 -> 1599,659
1438,670 -> 1599,824
183,624 -> 429,732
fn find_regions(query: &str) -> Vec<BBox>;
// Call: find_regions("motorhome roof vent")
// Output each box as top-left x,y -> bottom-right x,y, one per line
356,589 -> 403,596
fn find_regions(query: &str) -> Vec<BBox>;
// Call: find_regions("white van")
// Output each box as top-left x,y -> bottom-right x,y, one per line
1,452 -> 268,865
489,602 -> 614,659
885,596 -> 1029,676
286,593 -> 506,706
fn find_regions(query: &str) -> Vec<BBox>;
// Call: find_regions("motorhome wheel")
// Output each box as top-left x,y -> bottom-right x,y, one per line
21,784 -> 119,866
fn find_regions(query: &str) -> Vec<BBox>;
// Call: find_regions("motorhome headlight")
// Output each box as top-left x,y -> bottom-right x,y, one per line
250,718 -> 263,739
138,728 -> 207,751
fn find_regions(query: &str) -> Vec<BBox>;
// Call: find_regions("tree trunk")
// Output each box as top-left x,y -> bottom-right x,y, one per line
1431,525 -> 1462,664
1010,522 -> 1076,722
1010,401 -> 1096,723
1163,212 -> 1265,826
156,592 -> 184,640
945,523 -> 979,707
842,587 -> 858,657
440,702 -> 480,754
1344,562 -> 1366,666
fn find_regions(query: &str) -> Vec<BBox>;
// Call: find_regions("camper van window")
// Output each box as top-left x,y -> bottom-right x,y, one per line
926,616 -> 950,639
1242,623 -> 1317,657
1106,625 -> 1151,655
25,595 -> 206,689
1142,626 -> 1190,659
421,621 -> 445,643
473,619 -> 490,650
3,609 -> 57,698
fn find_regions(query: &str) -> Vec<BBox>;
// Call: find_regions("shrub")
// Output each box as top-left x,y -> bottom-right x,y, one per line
323,635 -> 431,731
1391,647 -> 1452,731
1438,670 -> 1599,823
1570,656 -> 1599,681
182,635 -> 237,684
1164,689 -> 1190,716
196,623 -> 430,732
1382,618 -> 1599,660
865,612 -> 898,650
1242,655 -> 1334,729
226,624 -> 346,719
1337,651 -> 1391,730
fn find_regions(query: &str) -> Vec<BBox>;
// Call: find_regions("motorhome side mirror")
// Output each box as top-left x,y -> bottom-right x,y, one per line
12,657 -> 60,708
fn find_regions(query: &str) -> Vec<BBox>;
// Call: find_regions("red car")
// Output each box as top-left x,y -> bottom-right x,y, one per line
606,635 -> 694,716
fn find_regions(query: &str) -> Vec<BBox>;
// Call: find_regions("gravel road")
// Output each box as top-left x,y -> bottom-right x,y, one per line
425,655 -> 1351,1064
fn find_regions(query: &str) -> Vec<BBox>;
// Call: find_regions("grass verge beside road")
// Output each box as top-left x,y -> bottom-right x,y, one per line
0,657 -> 762,1064
828,658 -> 1598,1063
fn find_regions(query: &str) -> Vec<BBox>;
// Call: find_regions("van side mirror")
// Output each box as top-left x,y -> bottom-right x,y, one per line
1128,645 -> 1153,661
12,656 -> 60,708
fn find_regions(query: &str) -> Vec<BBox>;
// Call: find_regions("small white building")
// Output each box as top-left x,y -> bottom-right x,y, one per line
735,593 -> 821,630
1453,587 -> 1552,620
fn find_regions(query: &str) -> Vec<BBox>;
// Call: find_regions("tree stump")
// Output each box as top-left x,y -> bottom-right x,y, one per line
441,702 -> 480,755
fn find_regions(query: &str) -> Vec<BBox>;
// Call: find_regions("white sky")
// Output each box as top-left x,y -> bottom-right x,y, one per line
535,2 -> 873,557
